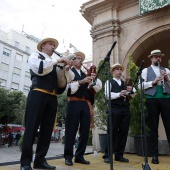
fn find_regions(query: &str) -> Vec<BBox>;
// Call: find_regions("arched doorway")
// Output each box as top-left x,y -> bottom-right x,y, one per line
125,24 -> 170,69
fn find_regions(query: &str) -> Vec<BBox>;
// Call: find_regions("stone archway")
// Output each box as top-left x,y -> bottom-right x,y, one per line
124,24 -> 170,71
123,24 -> 170,153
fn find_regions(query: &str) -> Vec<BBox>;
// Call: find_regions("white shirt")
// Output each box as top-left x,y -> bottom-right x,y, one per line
139,65 -> 170,90
105,78 -> 136,100
65,69 -> 102,94
76,69 -> 81,76
28,51 -> 74,82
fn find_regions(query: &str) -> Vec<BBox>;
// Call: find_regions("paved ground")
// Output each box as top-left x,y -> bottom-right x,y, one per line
1,142 -> 170,170
0,141 -> 93,164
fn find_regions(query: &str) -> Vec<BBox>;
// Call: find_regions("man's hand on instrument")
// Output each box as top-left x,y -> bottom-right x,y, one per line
64,60 -> 73,71
78,76 -> 92,85
91,73 -> 96,80
161,70 -> 169,82
152,76 -> 163,85
57,57 -> 71,66
65,64 -> 71,71
120,90 -> 127,97
126,86 -> 132,92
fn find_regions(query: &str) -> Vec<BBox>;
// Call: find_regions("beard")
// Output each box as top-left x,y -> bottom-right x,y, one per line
154,61 -> 158,66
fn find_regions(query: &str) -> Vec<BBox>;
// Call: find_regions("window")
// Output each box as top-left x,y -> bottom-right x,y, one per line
3,48 -> 11,57
13,67 -> 21,75
23,86 -> 30,93
15,41 -> 19,48
0,63 -> 9,71
0,79 -> 6,87
25,71 -> 30,78
11,83 -> 19,90
15,53 -> 23,61
25,46 -> 30,53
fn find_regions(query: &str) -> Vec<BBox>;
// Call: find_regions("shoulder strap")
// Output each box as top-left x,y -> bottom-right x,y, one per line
38,53 -> 45,74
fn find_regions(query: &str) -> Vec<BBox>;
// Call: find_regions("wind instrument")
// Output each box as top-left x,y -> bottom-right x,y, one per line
158,62 -> 167,94
53,50 -> 76,68
82,64 -> 97,88
53,50 -> 76,88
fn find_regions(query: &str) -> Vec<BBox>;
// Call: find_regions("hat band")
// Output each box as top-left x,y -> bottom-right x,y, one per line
152,52 -> 161,55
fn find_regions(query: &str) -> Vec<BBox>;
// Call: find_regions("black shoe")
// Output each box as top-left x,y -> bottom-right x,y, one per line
75,158 -> 90,164
33,160 -> 56,169
20,166 -> 33,170
151,155 -> 159,164
65,159 -> 73,166
104,157 -> 110,164
115,156 -> 129,162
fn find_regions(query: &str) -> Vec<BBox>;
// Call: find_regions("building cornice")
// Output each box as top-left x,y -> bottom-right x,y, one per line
80,0 -> 138,25
91,18 -> 121,41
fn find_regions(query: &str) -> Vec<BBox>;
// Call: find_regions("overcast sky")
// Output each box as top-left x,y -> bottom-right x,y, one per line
0,0 -> 92,58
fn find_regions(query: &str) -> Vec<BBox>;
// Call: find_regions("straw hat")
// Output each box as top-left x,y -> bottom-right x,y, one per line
148,49 -> 164,58
74,51 -> 85,61
110,63 -> 124,74
37,38 -> 58,52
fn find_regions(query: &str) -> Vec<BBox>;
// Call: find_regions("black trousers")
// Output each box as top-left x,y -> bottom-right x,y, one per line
64,101 -> 90,160
20,90 -> 57,166
103,105 -> 131,158
146,98 -> 170,156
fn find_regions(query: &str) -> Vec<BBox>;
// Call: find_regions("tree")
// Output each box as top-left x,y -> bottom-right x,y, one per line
15,95 -> 27,125
0,88 -> 9,123
57,93 -> 67,124
0,88 -> 26,125
94,60 -> 109,131
168,59 -> 170,69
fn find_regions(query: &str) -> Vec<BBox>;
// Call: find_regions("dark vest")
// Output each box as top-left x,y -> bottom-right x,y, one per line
68,67 -> 94,104
144,66 -> 170,96
30,65 -> 65,94
110,79 -> 130,106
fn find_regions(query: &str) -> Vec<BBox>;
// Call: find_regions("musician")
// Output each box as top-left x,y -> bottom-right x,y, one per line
64,51 -> 102,166
103,63 -> 136,164
20,38 -> 74,170
139,49 -> 170,164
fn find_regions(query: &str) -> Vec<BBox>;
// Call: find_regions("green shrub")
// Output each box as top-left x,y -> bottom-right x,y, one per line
94,60 -> 109,131
128,54 -> 150,136
87,130 -> 92,146
19,134 -> 24,151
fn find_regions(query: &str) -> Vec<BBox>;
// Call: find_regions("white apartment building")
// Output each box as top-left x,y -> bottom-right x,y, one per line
0,29 -> 93,96
0,29 -> 38,95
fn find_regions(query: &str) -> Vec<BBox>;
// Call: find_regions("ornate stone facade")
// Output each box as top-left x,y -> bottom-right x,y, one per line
81,0 -> 170,72
80,0 -> 170,153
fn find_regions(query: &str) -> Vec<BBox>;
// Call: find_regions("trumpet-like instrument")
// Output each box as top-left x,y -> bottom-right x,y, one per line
158,62 -> 167,94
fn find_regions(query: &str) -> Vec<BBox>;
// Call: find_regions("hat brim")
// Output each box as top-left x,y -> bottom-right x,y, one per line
110,64 -> 124,73
148,53 -> 164,58
74,51 -> 85,61
37,38 -> 58,52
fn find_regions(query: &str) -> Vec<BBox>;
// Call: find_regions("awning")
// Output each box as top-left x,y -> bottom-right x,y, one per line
12,127 -> 25,131
2,126 -> 25,132
53,129 -> 58,132
2,126 -> 13,132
